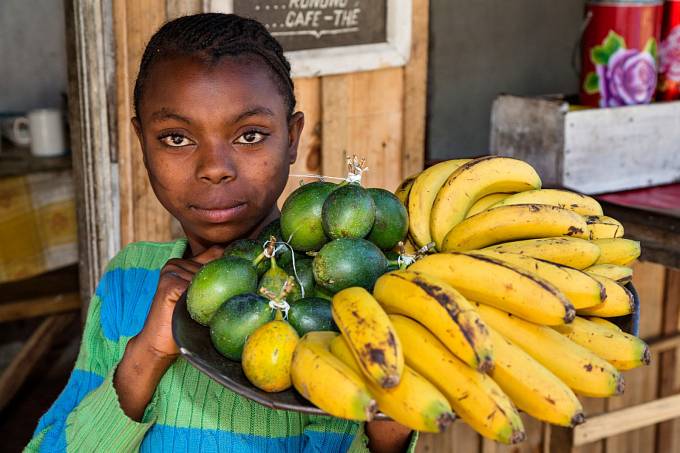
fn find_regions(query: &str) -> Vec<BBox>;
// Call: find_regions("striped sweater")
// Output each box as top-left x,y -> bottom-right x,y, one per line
24,239 -> 418,452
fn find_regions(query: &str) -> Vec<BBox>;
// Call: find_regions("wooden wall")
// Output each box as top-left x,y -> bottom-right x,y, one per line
113,0 -> 427,246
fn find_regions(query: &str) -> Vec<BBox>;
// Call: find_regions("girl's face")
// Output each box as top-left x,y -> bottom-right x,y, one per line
133,55 -> 303,254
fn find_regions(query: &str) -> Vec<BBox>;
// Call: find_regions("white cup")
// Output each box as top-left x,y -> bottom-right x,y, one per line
25,109 -> 67,157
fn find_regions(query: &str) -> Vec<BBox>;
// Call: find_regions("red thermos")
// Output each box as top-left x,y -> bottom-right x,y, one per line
658,0 -> 680,100
580,1 -> 663,107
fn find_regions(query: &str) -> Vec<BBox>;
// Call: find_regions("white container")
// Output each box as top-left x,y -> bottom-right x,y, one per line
10,109 -> 67,157
490,95 -> 680,194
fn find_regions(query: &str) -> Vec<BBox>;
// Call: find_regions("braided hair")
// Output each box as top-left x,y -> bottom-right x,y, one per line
133,13 -> 296,118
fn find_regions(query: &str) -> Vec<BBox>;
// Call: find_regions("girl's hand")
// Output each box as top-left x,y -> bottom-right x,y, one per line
136,245 -> 225,359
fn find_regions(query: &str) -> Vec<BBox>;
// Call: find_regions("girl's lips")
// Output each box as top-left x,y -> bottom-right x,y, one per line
190,203 -> 247,223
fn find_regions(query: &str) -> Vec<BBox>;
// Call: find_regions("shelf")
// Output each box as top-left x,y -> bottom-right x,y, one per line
0,141 -> 71,177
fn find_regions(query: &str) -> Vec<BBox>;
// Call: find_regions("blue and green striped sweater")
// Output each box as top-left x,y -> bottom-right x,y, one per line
25,239 -> 418,452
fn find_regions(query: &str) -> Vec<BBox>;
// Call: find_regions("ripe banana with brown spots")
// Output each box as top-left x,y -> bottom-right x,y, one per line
441,204 -> 590,252
291,332 -> 376,420
483,237 -> 601,269
553,316 -> 650,371
585,215 -> 625,239
430,156 -> 542,249
470,249 -> 604,309
585,264 -> 633,284
329,334 -> 455,433
409,252 -> 575,325
390,314 -> 526,444
489,188 -> 603,216
576,275 -> 635,317
372,270 -> 493,371
331,287 -> 404,388
474,302 -> 624,398
592,238 -> 641,265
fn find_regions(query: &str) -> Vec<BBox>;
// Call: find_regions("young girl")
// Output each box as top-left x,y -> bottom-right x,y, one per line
25,13 -> 416,453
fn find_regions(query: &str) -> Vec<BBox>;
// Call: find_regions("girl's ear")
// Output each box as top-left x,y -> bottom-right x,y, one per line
287,111 -> 304,165
131,117 -> 148,166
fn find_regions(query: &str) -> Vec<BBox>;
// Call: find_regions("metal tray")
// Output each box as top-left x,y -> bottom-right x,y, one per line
172,283 -> 640,415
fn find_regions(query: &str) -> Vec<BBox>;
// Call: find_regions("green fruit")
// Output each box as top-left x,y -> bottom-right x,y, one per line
284,258 -> 315,298
280,182 -> 336,252
313,285 -> 335,301
321,183 -> 375,239
257,218 -> 284,243
312,238 -> 388,293
259,256 -> 302,303
287,297 -> 338,336
256,219 -> 303,270
385,250 -> 401,272
223,239 -> 269,276
187,257 -> 258,325
209,293 -> 274,361
366,188 -> 409,250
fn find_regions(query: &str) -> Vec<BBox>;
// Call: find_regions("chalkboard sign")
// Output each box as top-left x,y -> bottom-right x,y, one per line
233,1 -> 386,52
207,0 -> 412,77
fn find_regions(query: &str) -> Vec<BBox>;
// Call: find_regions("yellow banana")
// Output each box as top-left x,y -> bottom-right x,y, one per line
390,314 -> 525,444
442,204 -> 590,252
593,238 -> 641,265
553,316 -> 650,371
585,215 -> 625,239
372,270 -> 493,371
394,174 -> 418,206
585,264 -> 633,284
576,275 -> 634,317
489,188 -> 603,216
465,192 -> 514,218
430,156 -> 542,249
331,287 -> 404,388
584,316 -> 622,332
407,159 -> 470,248
291,332 -> 376,420
409,253 -> 574,325
483,237 -> 601,269
486,327 -> 585,427
474,302 -> 624,398
470,250 -> 604,309
329,335 -> 455,433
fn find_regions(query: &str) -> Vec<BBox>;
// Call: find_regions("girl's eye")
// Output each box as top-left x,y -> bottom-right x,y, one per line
160,134 -> 193,147
235,131 -> 267,145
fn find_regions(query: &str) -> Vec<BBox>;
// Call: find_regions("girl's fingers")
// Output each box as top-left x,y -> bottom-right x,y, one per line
162,264 -> 196,283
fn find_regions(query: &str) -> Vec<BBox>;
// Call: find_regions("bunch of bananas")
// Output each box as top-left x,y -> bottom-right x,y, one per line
289,156 -> 649,444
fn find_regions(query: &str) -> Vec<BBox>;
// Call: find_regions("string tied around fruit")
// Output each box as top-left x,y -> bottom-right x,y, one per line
287,154 -> 368,186
345,155 -> 368,184
395,241 -> 435,270
260,277 -> 295,320
262,235 -> 306,298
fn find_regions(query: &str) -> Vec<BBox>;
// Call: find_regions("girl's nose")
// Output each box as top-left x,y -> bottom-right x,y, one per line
196,141 -> 237,184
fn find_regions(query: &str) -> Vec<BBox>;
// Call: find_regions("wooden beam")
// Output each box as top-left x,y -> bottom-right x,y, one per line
401,0 -> 428,178
0,314 -> 76,411
648,332 -> 680,354
0,293 -> 81,323
657,268 -> 680,452
280,77 -> 322,204
116,0 -> 172,247
66,0 -> 120,316
573,393 -> 680,447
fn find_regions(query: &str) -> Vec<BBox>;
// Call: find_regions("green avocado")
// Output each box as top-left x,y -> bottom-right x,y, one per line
312,238 -> 388,293
280,181 -> 336,252
366,188 -> 409,250
287,297 -> 338,336
209,293 -> 275,361
186,256 -> 258,325
321,183 -> 376,239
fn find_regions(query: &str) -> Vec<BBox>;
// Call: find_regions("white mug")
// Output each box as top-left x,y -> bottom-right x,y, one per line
25,109 -> 67,157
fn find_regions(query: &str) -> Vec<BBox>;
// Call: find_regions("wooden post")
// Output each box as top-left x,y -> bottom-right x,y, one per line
657,268 -> 680,453
65,0 -> 119,317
